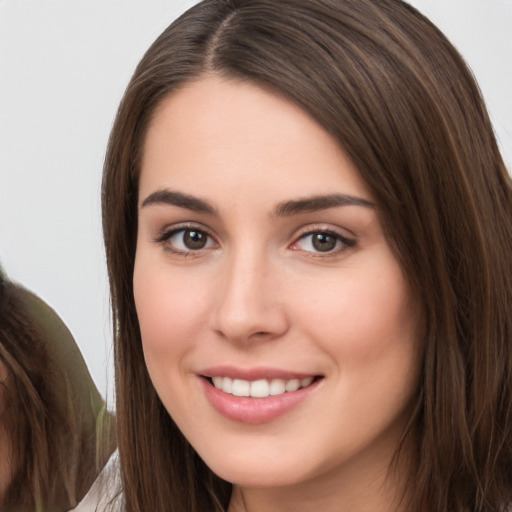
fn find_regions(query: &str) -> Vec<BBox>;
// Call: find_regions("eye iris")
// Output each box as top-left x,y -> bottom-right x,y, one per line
312,232 -> 337,252
184,230 -> 207,249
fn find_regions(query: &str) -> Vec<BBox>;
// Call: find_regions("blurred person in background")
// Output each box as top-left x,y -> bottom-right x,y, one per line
0,264 -> 115,511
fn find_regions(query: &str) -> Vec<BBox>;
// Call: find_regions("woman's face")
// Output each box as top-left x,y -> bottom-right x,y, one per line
134,76 -> 423,503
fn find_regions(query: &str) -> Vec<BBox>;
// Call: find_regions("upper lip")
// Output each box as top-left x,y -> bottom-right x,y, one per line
200,365 -> 321,381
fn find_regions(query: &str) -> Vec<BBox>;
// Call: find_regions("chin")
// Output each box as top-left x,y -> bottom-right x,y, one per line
200,448 -> 317,489
213,465 -> 305,489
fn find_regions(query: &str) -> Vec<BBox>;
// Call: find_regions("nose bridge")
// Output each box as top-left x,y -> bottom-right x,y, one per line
211,242 -> 287,342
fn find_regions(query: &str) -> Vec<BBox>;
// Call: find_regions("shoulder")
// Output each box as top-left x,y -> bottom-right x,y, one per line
69,451 -> 123,512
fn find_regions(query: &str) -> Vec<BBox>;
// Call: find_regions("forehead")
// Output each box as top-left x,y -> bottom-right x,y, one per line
139,75 -> 372,205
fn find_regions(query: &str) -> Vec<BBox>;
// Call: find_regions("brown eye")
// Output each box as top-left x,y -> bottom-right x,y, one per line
160,228 -> 216,252
183,230 -> 208,249
293,230 -> 355,254
312,232 -> 338,252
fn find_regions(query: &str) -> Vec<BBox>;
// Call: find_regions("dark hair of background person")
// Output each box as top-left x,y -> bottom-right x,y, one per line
0,267 -> 116,511
101,0 -> 512,510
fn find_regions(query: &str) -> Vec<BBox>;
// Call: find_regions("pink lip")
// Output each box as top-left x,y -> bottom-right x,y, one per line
200,365 -> 317,381
199,369 -> 322,425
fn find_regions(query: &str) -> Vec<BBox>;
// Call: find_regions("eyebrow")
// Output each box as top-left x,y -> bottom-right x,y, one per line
141,190 -> 217,214
274,194 -> 375,216
141,189 -> 374,216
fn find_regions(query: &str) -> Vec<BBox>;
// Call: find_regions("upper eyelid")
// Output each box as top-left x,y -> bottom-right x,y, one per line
154,223 -> 217,245
289,225 -> 357,254
152,221 -> 356,247
157,221 -> 214,236
291,223 -> 356,241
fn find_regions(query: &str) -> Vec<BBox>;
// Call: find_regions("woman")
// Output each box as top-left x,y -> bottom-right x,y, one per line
101,0 -> 512,510
0,266 -> 116,511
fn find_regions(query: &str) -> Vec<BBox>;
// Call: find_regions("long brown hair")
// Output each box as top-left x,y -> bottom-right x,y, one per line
0,269 -> 116,511
102,1 -> 512,510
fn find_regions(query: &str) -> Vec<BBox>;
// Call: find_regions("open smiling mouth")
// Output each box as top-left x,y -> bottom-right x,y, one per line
204,376 -> 323,398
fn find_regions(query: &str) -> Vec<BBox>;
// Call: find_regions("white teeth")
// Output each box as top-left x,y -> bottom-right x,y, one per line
301,377 -> 314,387
269,379 -> 286,396
285,379 -> 300,392
232,379 -> 250,397
211,376 -> 316,397
250,379 -> 270,398
222,377 -> 233,393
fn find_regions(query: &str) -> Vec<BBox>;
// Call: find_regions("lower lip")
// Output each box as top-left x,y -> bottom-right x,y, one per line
200,377 -> 321,425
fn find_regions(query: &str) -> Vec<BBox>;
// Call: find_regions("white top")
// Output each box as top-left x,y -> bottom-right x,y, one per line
70,452 -> 122,512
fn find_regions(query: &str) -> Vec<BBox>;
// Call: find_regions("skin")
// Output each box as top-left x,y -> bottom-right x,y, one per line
134,75 -> 424,512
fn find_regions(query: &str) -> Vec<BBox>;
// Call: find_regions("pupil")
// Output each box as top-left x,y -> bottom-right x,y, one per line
184,230 -> 207,249
312,233 -> 336,252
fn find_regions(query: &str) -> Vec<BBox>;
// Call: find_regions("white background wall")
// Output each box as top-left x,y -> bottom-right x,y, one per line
1,0 -> 511,404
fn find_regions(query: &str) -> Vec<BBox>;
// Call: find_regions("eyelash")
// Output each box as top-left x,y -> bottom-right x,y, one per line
154,224 -> 217,255
290,228 -> 356,256
154,224 -> 356,256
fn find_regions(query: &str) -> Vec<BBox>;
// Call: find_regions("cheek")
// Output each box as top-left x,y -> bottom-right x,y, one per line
133,261 -> 194,412
292,259 -> 422,454
291,253 -> 421,373
133,257 -> 213,366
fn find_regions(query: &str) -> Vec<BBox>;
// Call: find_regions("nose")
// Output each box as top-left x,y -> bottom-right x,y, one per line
209,248 -> 289,344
